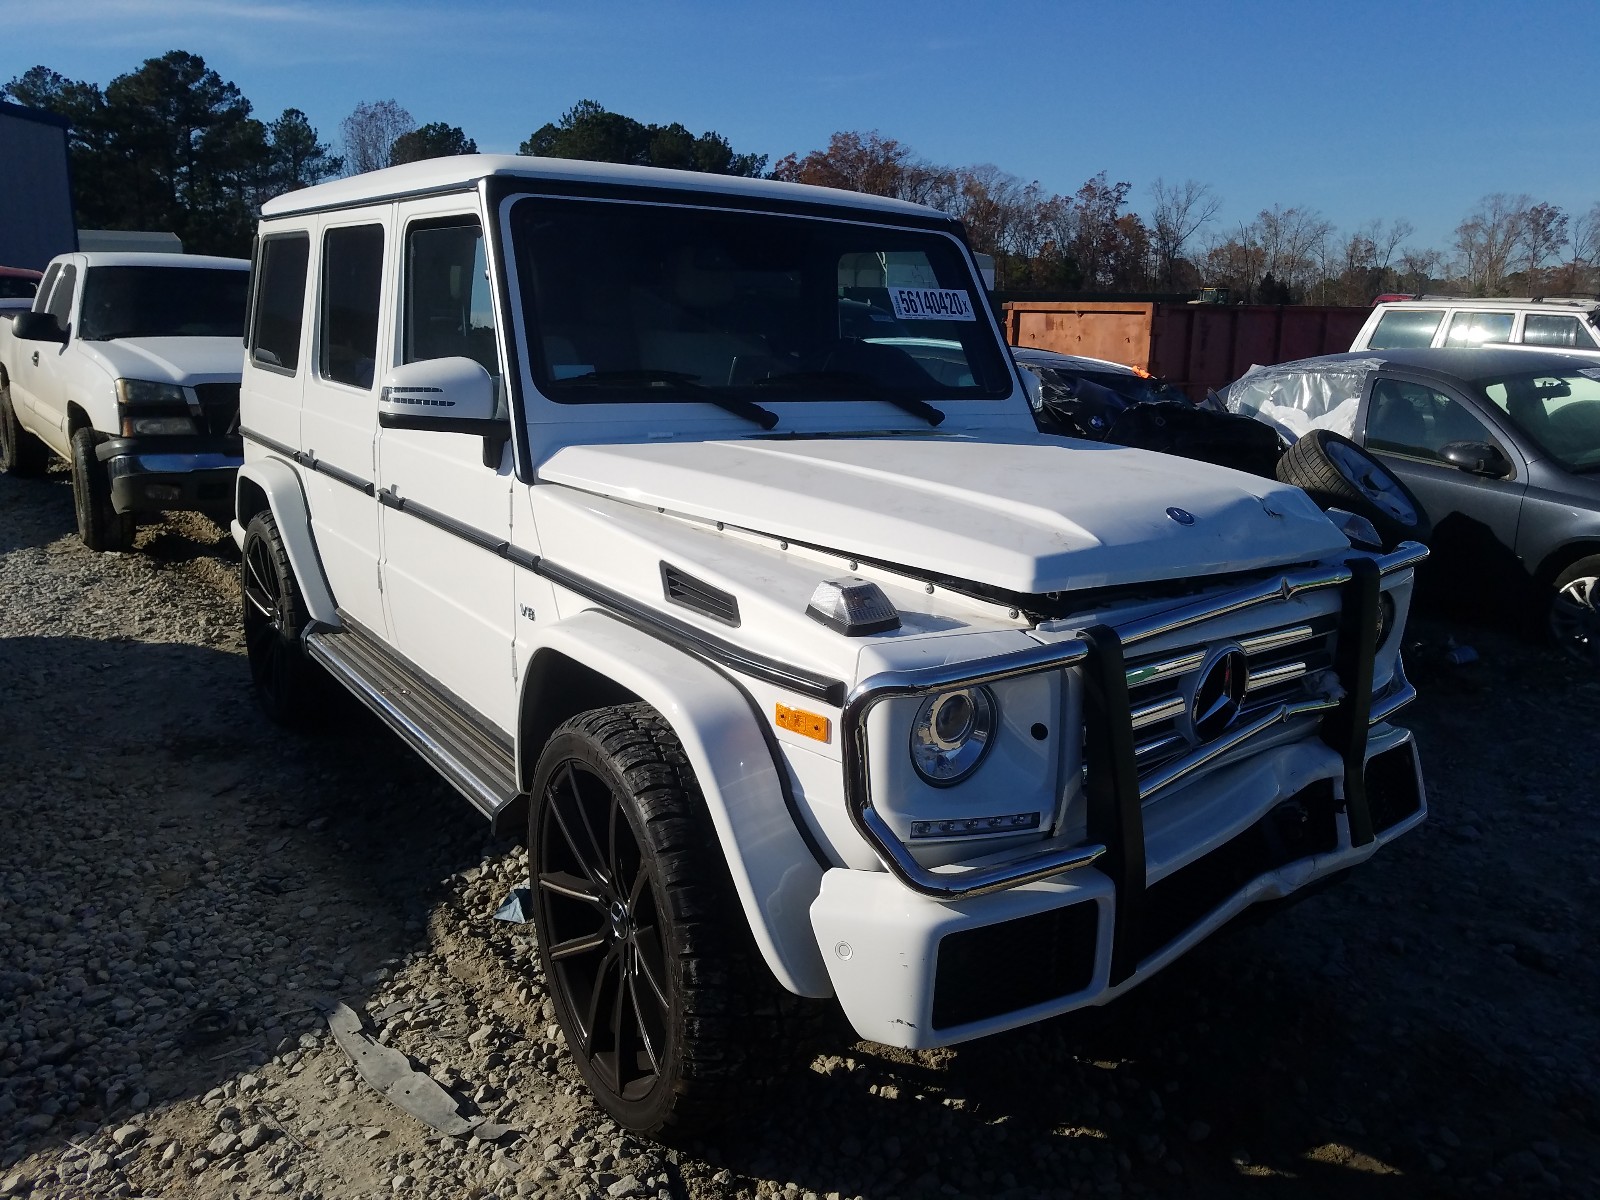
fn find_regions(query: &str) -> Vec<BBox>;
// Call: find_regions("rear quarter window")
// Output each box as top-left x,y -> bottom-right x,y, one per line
1366,309 -> 1443,350
250,234 -> 311,374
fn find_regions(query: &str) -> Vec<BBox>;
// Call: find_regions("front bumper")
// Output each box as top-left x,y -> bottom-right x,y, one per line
97,436 -> 241,516
810,727 -> 1425,1049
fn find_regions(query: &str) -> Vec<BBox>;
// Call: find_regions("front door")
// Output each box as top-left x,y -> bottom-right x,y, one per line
1358,373 -> 1528,597
376,210 -> 517,732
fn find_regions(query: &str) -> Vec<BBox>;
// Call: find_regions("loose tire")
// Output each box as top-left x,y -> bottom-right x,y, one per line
1276,430 -> 1431,550
241,509 -> 322,726
1549,554 -> 1600,667
528,703 -> 801,1136
0,381 -> 48,477
70,426 -> 134,552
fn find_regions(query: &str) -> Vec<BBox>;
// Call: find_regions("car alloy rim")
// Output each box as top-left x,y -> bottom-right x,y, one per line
1550,574 -> 1600,665
1326,442 -> 1417,525
534,760 -> 670,1104
241,535 -> 289,691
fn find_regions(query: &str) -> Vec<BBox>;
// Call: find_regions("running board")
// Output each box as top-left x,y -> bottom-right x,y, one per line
304,619 -> 522,823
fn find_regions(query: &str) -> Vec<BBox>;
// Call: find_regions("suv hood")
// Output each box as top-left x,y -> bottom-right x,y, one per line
79,336 -> 244,385
538,435 -> 1349,593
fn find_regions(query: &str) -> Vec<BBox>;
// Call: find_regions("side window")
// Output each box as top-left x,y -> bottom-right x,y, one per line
34,264 -> 60,315
46,265 -> 77,327
1366,378 -> 1493,461
1443,310 -> 1513,347
250,234 -> 311,373
1524,313 -> 1599,350
404,219 -> 498,373
319,224 -> 385,389
1367,308 -> 1443,350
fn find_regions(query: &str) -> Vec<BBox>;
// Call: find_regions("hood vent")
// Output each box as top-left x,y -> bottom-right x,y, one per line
660,562 -> 741,627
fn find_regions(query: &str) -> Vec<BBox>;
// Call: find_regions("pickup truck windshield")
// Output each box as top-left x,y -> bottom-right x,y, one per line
78,267 -> 248,341
510,196 -> 1012,408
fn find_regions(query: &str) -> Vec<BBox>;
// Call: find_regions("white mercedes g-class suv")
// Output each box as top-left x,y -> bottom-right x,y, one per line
234,156 -> 1427,1135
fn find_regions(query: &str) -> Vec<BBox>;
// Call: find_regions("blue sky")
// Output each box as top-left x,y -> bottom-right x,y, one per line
7,0 -> 1599,257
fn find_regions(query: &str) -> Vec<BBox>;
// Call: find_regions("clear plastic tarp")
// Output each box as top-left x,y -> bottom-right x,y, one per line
1223,359 -> 1383,442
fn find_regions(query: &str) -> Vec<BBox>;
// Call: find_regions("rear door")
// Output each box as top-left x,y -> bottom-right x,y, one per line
302,213 -> 391,638
1358,372 -> 1528,579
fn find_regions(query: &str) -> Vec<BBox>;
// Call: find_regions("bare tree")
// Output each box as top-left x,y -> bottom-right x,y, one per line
1149,178 -> 1220,286
340,99 -> 415,176
1454,193 -> 1532,294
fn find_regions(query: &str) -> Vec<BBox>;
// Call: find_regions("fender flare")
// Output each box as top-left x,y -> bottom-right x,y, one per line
517,610 -> 832,998
232,456 -> 339,625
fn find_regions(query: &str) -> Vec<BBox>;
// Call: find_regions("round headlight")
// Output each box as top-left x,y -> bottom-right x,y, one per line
910,687 -> 996,786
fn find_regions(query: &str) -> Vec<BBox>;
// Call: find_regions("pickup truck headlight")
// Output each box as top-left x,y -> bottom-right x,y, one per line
116,379 -> 189,407
909,686 -> 996,786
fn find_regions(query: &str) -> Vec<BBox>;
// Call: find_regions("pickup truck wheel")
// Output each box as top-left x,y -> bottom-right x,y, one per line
70,427 -> 134,552
1549,555 -> 1600,667
1276,430 -> 1431,550
241,510 -> 321,727
529,703 -> 796,1136
0,382 -> 48,477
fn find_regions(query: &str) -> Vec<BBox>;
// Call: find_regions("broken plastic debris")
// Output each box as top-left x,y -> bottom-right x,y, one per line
325,1002 -> 513,1141
493,887 -> 532,924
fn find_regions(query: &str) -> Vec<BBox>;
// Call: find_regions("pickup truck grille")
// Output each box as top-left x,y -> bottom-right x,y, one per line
194,383 -> 241,438
1122,612 -> 1339,782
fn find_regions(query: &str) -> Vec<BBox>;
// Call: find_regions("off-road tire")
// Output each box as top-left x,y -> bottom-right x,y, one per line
1549,554 -> 1600,667
0,380 -> 49,477
1276,429 -> 1431,549
241,509 -> 324,727
70,426 -> 134,552
528,702 -> 819,1136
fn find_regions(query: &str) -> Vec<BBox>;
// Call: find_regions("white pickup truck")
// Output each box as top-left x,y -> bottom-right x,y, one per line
0,251 -> 250,550
234,156 -> 1429,1135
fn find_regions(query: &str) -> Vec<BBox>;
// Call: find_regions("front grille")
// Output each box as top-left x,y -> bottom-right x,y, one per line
1134,781 -> 1339,962
1122,612 -> 1340,779
194,382 -> 241,438
932,901 -> 1099,1030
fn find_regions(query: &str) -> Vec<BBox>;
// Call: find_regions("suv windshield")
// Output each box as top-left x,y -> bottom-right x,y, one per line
509,196 -> 1011,411
79,266 -> 248,341
1482,368 -> 1600,472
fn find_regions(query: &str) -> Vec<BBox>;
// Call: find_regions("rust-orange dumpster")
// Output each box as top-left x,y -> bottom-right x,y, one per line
1001,300 -> 1369,398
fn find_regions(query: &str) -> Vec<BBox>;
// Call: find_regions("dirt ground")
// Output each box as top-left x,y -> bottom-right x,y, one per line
1,465 -> 1597,1200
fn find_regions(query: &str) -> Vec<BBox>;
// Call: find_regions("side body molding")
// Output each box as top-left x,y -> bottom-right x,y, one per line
232,456 -> 339,626
517,610 -> 832,998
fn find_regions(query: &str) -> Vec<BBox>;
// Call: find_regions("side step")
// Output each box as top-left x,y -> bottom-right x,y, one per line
304,619 -> 522,823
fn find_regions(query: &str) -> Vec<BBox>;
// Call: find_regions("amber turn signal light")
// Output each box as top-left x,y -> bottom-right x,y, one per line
775,704 -> 831,743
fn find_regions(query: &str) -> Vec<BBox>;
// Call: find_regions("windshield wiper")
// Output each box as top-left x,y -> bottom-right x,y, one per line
756,370 -> 945,427
557,369 -> 778,430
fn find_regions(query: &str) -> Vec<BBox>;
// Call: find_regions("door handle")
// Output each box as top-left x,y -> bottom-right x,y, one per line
31,351 -> 39,366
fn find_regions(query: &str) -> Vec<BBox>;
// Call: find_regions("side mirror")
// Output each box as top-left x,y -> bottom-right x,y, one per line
12,311 -> 67,344
379,357 -> 509,468
1440,440 -> 1511,478
379,357 -> 499,432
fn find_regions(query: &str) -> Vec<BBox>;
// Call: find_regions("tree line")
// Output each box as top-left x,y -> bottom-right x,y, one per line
6,51 -> 1598,303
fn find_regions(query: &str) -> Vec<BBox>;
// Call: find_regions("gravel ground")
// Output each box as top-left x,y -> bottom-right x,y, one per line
2,462 -> 1597,1200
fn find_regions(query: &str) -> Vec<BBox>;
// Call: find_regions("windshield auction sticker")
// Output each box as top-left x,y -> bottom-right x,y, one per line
889,287 -> 977,321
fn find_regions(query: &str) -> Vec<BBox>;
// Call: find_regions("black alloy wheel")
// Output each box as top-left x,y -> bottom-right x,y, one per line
241,509 -> 321,726
535,753 -> 672,1107
528,703 -> 805,1135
